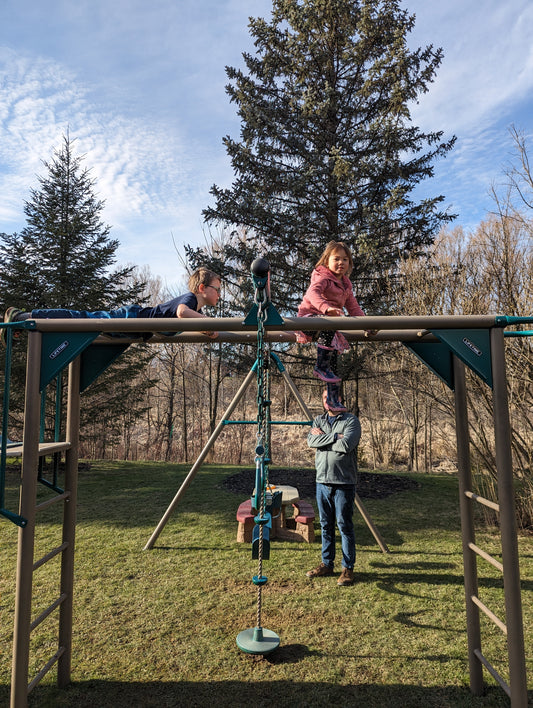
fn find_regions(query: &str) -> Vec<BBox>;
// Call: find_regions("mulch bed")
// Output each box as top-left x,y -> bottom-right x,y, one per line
221,467 -> 418,500
6,462 -> 418,501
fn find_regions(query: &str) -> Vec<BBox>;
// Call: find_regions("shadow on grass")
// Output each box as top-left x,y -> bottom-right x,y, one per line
368,558 -> 533,594
1,678 -> 519,708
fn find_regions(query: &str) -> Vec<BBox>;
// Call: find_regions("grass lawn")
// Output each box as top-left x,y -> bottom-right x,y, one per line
1,461 -> 532,707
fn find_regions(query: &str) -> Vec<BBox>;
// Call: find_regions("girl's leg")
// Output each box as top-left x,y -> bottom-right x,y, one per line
318,329 -> 346,411
314,331 -> 341,383
30,305 -> 141,319
330,348 -> 338,376
317,330 -> 335,348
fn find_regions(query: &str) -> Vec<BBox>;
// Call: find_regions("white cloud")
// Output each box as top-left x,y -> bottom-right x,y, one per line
408,0 -> 533,136
2,0 -> 533,281
0,47 -> 199,240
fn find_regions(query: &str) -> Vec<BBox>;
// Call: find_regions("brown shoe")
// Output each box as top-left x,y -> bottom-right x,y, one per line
337,567 -> 355,586
306,562 -> 334,578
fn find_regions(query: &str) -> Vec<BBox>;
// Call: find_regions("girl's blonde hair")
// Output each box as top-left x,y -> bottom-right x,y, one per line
315,241 -> 354,277
188,267 -> 221,293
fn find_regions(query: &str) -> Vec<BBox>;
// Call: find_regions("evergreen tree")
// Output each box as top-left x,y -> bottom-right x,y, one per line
203,0 -> 456,314
0,134 -> 153,450
0,133 -> 142,311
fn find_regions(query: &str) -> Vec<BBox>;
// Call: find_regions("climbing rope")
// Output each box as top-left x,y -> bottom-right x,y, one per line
254,284 -> 270,629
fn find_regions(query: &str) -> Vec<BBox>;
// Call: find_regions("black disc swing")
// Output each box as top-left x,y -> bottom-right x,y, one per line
236,258 -> 281,655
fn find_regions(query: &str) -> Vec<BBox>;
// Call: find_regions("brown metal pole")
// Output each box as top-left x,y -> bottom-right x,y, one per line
11,332 -> 42,708
143,367 -> 257,550
31,314 -> 501,334
277,366 -> 316,420
57,357 -> 81,686
453,356 -> 483,695
87,329 -> 438,346
490,328 -> 528,707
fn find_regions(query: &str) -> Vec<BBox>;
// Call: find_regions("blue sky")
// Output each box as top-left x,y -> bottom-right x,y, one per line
1,0 -> 532,290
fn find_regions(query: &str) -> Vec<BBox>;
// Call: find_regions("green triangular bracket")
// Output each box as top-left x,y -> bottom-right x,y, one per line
430,328 -> 493,388
243,302 -> 284,327
403,341 -> 455,390
40,332 -> 100,391
80,343 -> 130,392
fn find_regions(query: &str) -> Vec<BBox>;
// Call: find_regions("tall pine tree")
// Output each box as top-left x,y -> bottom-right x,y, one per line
0,134 -> 153,450
203,0 -> 456,314
0,133 -> 141,311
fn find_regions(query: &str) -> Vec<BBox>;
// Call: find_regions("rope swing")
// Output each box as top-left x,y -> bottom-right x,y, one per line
236,258 -> 281,655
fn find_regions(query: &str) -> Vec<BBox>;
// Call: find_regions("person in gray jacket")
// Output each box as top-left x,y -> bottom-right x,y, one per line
306,389 -> 361,586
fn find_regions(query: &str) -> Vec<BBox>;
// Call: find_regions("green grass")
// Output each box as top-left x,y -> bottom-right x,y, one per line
1,461 -> 532,707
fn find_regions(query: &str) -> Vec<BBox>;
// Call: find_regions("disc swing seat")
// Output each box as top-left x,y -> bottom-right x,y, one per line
236,258 -> 281,656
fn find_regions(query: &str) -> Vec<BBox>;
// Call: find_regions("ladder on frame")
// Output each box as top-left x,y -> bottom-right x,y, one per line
9,332 -> 81,708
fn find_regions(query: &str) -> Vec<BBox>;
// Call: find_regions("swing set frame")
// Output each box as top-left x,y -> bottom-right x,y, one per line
1,307 -> 530,707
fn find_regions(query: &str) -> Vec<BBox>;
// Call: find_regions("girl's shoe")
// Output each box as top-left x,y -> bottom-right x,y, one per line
313,365 -> 341,383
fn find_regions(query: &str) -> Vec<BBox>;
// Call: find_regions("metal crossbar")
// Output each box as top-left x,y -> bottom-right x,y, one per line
27,647 -> 65,695
465,489 -> 500,512
33,542 -> 69,571
30,593 -> 67,631
471,594 -> 507,634
223,419 -> 311,425
467,542 -> 503,572
474,649 -> 511,698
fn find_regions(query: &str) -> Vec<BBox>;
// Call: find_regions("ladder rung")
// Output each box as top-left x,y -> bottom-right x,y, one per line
471,594 -> 507,635
27,646 -> 66,694
473,648 -> 511,697
4,441 -> 72,457
467,542 -> 503,572
33,542 -> 69,571
36,491 -> 70,512
465,490 -> 500,512
30,592 -> 67,631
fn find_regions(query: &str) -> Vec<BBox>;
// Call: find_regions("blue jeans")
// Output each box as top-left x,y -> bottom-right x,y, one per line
316,483 -> 356,569
31,305 -> 142,319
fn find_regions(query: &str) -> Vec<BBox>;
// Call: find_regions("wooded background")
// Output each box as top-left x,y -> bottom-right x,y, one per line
1,2 -> 531,528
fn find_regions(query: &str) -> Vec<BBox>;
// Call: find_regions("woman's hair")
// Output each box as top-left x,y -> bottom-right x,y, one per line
315,241 -> 353,276
188,267 -> 220,293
